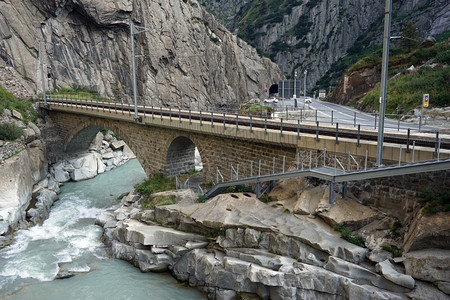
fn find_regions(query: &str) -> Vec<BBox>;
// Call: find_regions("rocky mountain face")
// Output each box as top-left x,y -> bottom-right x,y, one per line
0,0 -> 283,110
198,0 -> 450,91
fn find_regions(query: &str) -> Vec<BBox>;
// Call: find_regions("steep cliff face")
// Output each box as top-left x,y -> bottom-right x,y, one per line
199,0 -> 450,90
0,0 -> 283,110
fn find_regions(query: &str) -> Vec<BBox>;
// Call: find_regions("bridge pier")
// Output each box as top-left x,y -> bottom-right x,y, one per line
329,181 -> 335,205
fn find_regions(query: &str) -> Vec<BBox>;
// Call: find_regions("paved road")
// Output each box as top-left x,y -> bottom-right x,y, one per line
264,97 -> 440,133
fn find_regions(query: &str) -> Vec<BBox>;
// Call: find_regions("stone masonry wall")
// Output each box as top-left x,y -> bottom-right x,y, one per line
165,136 -> 196,176
46,110 -> 303,182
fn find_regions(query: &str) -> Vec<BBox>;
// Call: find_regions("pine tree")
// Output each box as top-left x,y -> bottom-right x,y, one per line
400,22 -> 419,53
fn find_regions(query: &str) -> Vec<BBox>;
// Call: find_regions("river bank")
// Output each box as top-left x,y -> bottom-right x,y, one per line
97,177 -> 450,299
0,159 -> 205,299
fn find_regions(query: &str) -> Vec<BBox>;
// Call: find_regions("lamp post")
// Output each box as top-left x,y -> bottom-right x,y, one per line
293,71 -> 297,107
303,70 -> 307,99
376,0 -> 392,166
130,22 -> 151,121
38,40 -> 47,105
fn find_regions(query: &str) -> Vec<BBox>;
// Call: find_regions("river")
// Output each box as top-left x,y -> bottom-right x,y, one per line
0,159 -> 205,299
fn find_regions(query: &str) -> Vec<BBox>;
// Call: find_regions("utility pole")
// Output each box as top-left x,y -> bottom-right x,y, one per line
376,0 -> 392,166
130,22 -> 151,121
39,40 -> 47,106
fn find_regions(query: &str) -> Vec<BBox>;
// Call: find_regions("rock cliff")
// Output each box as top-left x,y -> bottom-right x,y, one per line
0,0 -> 283,110
199,0 -> 450,90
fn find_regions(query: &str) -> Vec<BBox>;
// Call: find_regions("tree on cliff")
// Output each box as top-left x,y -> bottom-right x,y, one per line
400,22 -> 419,53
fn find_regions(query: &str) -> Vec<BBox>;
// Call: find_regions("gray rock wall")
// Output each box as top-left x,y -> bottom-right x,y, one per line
199,0 -> 450,89
0,0 -> 283,110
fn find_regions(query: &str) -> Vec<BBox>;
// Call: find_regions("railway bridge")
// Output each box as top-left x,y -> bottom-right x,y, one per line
40,98 -> 450,184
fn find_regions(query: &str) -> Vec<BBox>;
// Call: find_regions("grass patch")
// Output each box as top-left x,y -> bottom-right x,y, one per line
247,103 -> 272,111
135,174 -> 176,209
0,85 -> 38,124
116,192 -> 129,201
258,194 -> 271,203
334,224 -> 365,247
391,221 -> 402,236
141,195 -> 178,210
48,85 -> 110,102
0,123 -> 23,141
381,245 -> 403,257
359,65 -> 449,113
418,186 -> 450,216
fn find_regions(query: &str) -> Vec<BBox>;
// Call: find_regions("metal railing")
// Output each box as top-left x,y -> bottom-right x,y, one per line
39,96 -> 449,160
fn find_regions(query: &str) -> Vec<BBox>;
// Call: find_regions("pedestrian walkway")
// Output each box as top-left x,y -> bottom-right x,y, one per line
205,158 -> 450,204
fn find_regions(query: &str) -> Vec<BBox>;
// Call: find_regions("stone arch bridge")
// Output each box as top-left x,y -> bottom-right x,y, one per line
41,100 -> 448,184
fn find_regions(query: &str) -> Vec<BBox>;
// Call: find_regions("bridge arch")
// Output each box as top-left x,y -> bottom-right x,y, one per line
65,125 -> 102,153
165,136 -> 202,176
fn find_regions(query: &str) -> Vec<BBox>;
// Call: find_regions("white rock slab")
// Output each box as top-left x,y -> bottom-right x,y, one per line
123,219 -> 207,247
376,259 -> 415,289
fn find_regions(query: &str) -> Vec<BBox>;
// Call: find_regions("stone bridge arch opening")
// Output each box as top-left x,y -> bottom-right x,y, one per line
165,136 -> 203,176
65,125 -> 103,153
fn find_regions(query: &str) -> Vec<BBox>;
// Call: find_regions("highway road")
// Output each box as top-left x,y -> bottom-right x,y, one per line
265,97 -> 440,133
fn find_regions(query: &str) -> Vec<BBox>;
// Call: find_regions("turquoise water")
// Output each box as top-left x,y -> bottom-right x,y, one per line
0,160 -> 205,299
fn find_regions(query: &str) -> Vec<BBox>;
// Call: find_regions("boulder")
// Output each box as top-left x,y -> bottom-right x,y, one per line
375,259 -> 415,289
0,150 -> 32,209
70,153 -> 101,181
47,177 -> 61,194
110,140 -> 125,150
403,209 -> 450,253
27,139 -> 47,183
102,151 -> 114,159
406,281 -> 449,300
357,217 -> 396,251
293,186 -> 325,215
53,162 -> 70,183
89,131 -> 103,150
28,122 -> 41,137
122,219 -> 207,247
11,109 -> 22,119
268,177 -> 308,202
403,249 -> 450,284
325,256 -> 410,292
317,197 -> 378,230
368,249 -> 394,263
122,144 -> 136,159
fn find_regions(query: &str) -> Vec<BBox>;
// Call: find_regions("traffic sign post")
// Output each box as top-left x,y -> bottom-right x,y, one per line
423,94 -> 429,108
420,93 -> 429,130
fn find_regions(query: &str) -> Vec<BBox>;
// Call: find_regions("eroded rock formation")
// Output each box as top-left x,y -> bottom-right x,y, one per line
0,0 -> 283,110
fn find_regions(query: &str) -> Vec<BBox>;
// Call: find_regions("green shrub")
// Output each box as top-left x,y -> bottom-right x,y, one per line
0,123 -> 23,141
381,245 -> 403,257
435,50 -> 450,64
197,194 -> 209,203
135,174 -> 176,208
418,186 -> 450,216
334,224 -> 365,247
224,185 -> 254,193
391,221 -> 402,236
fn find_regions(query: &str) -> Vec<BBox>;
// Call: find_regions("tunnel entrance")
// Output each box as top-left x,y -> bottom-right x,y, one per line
269,84 -> 278,97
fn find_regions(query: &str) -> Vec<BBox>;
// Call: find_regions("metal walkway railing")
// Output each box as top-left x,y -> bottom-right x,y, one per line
205,158 -> 450,204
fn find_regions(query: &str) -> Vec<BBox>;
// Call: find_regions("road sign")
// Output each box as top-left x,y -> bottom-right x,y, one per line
423,94 -> 429,108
